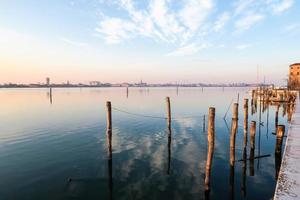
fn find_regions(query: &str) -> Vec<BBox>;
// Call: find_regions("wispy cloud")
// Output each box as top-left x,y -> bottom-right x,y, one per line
60,37 -> 88,47
167,43 -> 208,56
235,13 -> 264,32
96,0 -> 214,47
236,44 -> 252,50
213,12 -> 230,32
272,0 -> 294,14
284,23 -> 300,32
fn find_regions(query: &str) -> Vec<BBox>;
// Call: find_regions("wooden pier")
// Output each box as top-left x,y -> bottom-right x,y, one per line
274,98 -> 300,199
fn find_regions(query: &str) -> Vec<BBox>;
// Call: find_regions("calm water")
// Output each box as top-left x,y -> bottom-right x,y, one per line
0,87 -> 289,200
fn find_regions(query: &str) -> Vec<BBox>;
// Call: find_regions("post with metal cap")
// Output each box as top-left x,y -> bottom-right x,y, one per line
166,97 -> 171,130
205,107 -> 215,193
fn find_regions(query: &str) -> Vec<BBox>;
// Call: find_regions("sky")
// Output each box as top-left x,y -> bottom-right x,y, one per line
0,0 -> 299,85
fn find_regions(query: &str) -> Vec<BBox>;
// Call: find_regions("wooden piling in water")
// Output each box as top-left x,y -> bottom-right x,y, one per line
205,107 -> 215,192
249,121 -> 256,176
250,121 -> 256,149
166,97 -> 171,130
233,103 -> 239,120
230,117 -> 238,166
243,99 -> 249,146
106,101 -> 112,131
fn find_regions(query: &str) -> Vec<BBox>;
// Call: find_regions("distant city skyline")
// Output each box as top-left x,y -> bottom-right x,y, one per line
0,0 -> 299,85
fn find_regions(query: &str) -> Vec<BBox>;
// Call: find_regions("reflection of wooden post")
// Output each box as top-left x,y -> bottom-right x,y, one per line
167,133 -> 171,175
203,115 -> 206,133
249,121 -> 256,176
205,107 -> 215,192
243,99 -> 248,146
241,147 -> 247,197
166,97 -> 171,130
275,125 -> 285,179
275,110 -> 279,130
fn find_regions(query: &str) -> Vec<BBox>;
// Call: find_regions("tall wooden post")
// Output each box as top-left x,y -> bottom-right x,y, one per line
249,121 -> 256,176
243,99 -> 248,146
205,107 -> 215,192
233,103 -> 239,120
230,118 -> 238,166
105,101 -> 113,200
106,101 -> 112,131
250,121 -> 256,150
166,97 -> 171,130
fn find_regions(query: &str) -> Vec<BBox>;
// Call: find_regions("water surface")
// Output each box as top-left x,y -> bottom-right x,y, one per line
0,87 -> 289,200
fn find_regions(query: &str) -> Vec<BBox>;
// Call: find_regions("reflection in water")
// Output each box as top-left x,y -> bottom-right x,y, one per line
0,87 -> 294,200
275,126 -> 285,180
241,147 -> 247,197
167,129 -> 172,175
249,121 -> 256,176
106,129 -> 113,200
47,88 -> 53,104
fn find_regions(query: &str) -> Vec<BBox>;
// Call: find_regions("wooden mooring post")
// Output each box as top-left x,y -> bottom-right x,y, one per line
106,101 -> 112,160
205,107 -> 215,192
106,101 -> 112,131
166,97 -> 171,130
243,99 -> 249,146
250,121 -> 256,176
106,101 -> 113,200
230,103 -> 239,166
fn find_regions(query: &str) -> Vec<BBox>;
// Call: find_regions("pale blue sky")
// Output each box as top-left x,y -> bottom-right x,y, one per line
0,0 -> 299,84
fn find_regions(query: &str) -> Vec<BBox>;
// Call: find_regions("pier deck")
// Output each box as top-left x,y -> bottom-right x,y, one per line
274,100 -> 300,199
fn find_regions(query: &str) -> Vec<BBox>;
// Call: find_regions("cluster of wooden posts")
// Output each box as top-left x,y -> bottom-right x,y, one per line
104,89 -> 295,197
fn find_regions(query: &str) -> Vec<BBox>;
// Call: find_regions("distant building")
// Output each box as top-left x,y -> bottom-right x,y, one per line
289,63 -> 300,89
46,77 -> 50,86
89,81 -> 101,86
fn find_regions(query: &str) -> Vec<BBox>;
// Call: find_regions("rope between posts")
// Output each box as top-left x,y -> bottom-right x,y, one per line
112,107 -> 206,120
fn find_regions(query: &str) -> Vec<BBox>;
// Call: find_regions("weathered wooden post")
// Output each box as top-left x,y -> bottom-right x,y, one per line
106,101 -> 112,131
243,99 -> 248,146
250,121 -> 256,150
275,125 -> 285,179
106,101 -> 112,161
205,107 -> 215,192
249,121 -> 256,176
106,101 -> 113,200
230,103 -> 239,166
166,97 -> 171,130
233,103 -> 239,120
